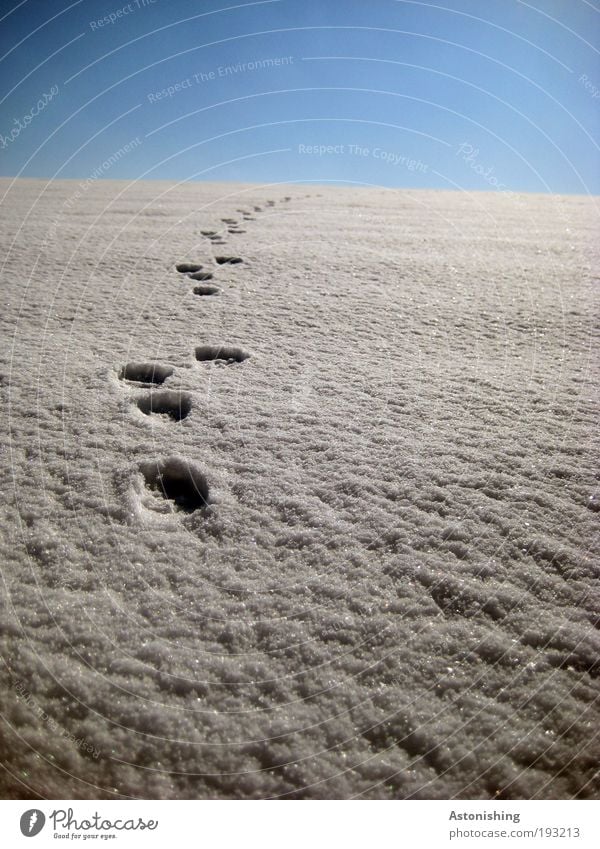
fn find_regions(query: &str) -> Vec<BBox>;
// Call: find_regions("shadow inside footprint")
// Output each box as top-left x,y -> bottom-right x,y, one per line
188,270 -> 214,281
136,390 -> 192,421
195,345 -> 250,363
140,456 -> 209,513
193,284 -> 220,296
215,256 -> 243,265
120,363 -> 173,385
176,263 -> 203,273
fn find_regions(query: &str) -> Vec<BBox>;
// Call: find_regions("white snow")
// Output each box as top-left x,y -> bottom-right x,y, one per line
0,178 -> 598,799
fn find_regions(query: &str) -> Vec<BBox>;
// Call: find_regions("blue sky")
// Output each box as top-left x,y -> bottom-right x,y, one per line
0,0 -> 598,192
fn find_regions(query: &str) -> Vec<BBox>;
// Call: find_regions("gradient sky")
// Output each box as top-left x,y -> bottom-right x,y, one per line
0,0 -> 598,193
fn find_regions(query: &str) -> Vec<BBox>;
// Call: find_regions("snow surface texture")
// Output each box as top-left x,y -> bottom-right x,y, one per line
0,179 -> 598,800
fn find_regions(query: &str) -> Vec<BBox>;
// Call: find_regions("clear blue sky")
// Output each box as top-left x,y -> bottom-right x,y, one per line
0,0 -> 598,193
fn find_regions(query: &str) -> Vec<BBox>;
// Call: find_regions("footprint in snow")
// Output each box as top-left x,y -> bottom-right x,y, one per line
201,231 -> 226,243
187,270 -> 214,281
139,456 -> 209,513
175,262 -> 203,273
175,261 -> 214,282
120,362 -> 173,385
195,344 -> 250,364
136,390 -> 192,422
120,362 -> 193,422
193,284 -> 220,296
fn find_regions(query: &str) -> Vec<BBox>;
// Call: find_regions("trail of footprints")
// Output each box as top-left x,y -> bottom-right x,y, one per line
118,196 -> 292,516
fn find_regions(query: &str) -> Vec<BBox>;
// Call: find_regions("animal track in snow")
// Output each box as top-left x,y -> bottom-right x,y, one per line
201,231 -> 225,243
120,363 -> 173,385
136,390 -> 192,421
215,256 -> 242,265
195,345 -> 250,363
193,284 -> 220,296
176,262 -> 203,273
187,270 -> 214,281
140,456 -> 209,513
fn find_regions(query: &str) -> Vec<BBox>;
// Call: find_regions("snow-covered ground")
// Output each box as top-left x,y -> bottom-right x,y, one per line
0,178 -> 598,799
